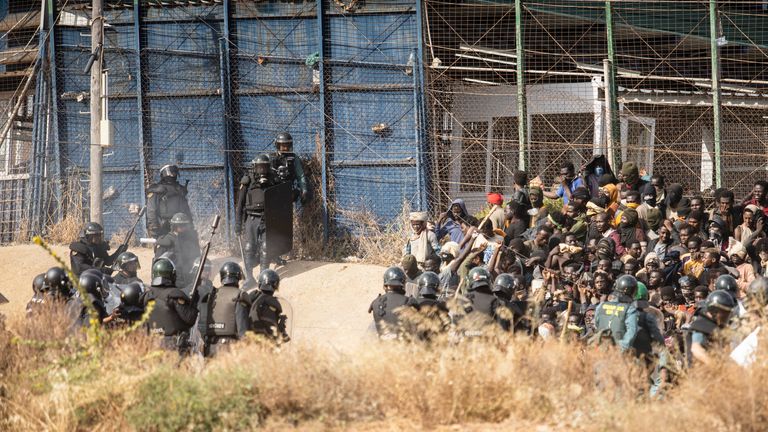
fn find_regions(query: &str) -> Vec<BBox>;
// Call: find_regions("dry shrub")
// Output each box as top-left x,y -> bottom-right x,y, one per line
339,200 -> 412,266
46,213 -> 82,244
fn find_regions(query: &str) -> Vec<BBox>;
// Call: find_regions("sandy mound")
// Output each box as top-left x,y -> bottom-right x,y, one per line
0,244 -> 385,352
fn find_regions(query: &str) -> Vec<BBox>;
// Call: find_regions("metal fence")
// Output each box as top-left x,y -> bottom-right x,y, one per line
1,1 -> 768,245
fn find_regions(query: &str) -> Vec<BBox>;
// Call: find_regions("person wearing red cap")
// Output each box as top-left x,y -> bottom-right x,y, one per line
486,192 -> 505,230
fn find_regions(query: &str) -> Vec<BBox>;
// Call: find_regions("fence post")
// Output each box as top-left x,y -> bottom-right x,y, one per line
219,0 -> 234,246
415,0 -> 428,210
47,0 -> 62,224
709,0 -> 723,189
316,0 -> 330,244
132,0 -> 149,236
515,0 -> 527,171
604,0 -> 619,168
603,59 -> 615,167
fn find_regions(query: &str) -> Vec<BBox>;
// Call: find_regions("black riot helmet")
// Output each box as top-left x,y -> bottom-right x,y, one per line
417,271 -> 440,299
614,275 -> 638,298
219,261 -> 244,286
117,252 -> 140,272
706,289 -> 737,313
383,266 -> 406,289
151,258 -> 176,287
258,269 -> 280,293
159,164 -> 179,181
274,132 -> 294,153
45,267 -> 73,298
120,282 -> 143,308
33,273 -> 47,294
83,222 -> 104,245
79,273 -> 104,297
747,277 -> 768,308
714,274 -> 739,297
467,267 -> 492,292
252,154 -> 272,177
492,273 -> 518,300
170,212 -> 192,227
190,257 -> 212,278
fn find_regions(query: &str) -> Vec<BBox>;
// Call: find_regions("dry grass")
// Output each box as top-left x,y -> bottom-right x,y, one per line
338,201 -> 411,266
4,307 -> 768,431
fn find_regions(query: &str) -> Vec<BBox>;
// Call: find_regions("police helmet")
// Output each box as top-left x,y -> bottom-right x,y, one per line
467,267 -> 492,292
614,274 -> 638,298
190,257 -> 212,276
678,275 -> 695,289
258,269 -> 280,293
33,273 -> 46,294
383,266 -> 406,288
747,277 -> 768,308
634,281 -> 649,301
219,261 -> 244,286
714,274 -> 739,296
151,258 -> 176,287
116,252 -> 140,270
252,154 -> 271,176
492,273 -> 518,299
79,273 -> 103,297
275,132 -> 293,150
159,164 -> 179,180
705,289 -> 737,313
45,267 -> 73,297
417,271 -> 440,298
170,212 -> 192,226
120,282 -> 143,308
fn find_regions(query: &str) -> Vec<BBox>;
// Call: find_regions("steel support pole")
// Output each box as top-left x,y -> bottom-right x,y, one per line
604,0 -> 619,167
709,0 -> 723,188
90,0 -> 104,224
47,0 -> 62,222
415,0 -> 428,210
515,0 -> 528,171
133,0 -> 148,235
316,0 -> 329,244
219,0 -> 234,246
603,59 -> 615,166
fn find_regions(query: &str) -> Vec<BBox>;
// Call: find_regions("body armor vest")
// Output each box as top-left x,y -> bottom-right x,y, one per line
146,287 -> 189,336
207,285 -> 241,338
596,300 -> 630,343
370,291 -> 409,335
155,184 -> 188,221
249,292 -> 283,337
245,182 -> 267,213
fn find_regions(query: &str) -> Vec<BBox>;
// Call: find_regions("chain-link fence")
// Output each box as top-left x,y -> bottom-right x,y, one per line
2,1 -> 768,246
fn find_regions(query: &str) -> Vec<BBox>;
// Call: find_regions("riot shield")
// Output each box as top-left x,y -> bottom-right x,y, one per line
264,181 -> 293,262
277,295 -> 294,340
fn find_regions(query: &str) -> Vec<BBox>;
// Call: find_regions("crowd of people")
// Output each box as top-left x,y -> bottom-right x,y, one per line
371,157 -> 768,395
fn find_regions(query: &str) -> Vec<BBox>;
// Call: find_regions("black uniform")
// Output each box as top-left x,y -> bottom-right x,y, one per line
271,152 -> 309,203
69,238 -> 121,277
368,291 -> 413,340
186,279 -> 214,337
406,297 -> 450,341
142,284 -> 198,352
236,174 -> 273,277
459,291 -> 508,335
154,231 -> 201,287
146,180 -> 194,238
205,284 -> 249,355
245,290 -> 289,342
631,300 -> 665,359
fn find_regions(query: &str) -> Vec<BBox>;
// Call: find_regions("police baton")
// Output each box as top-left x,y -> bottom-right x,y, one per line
238,235 -> 246,268
189,215 -> 221,304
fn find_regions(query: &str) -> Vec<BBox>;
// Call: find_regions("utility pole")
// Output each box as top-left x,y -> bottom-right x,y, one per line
709,0 -> 723,188
90,0 -> 103,224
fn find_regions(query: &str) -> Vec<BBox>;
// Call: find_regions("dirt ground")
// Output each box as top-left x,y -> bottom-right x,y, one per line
0,243 -> 384,351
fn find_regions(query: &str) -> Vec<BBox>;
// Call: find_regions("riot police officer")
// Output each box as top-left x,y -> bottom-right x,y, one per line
69,222 -> 125,276
78,273 -> 109,322
245,269 -> 290,342
105,282 -> 145,328
491,273 -> 525,332
368,266 -> 413,340
205,262 -> 249,356
688,289 -> 736,365
406,271 -> 449,340
26,273 -> 48,314
714,274 -> 745,316
631,282 -> 665,360
593,275 -> 639,352
271,132 -> 309,204
146,164 -> 194,238
113,252 -> 142,285
458,267 -> 508,335
141,258 -> 199,353
154,212 -> 200,288
43,267 -> 88,328
236,154 -> 274,282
